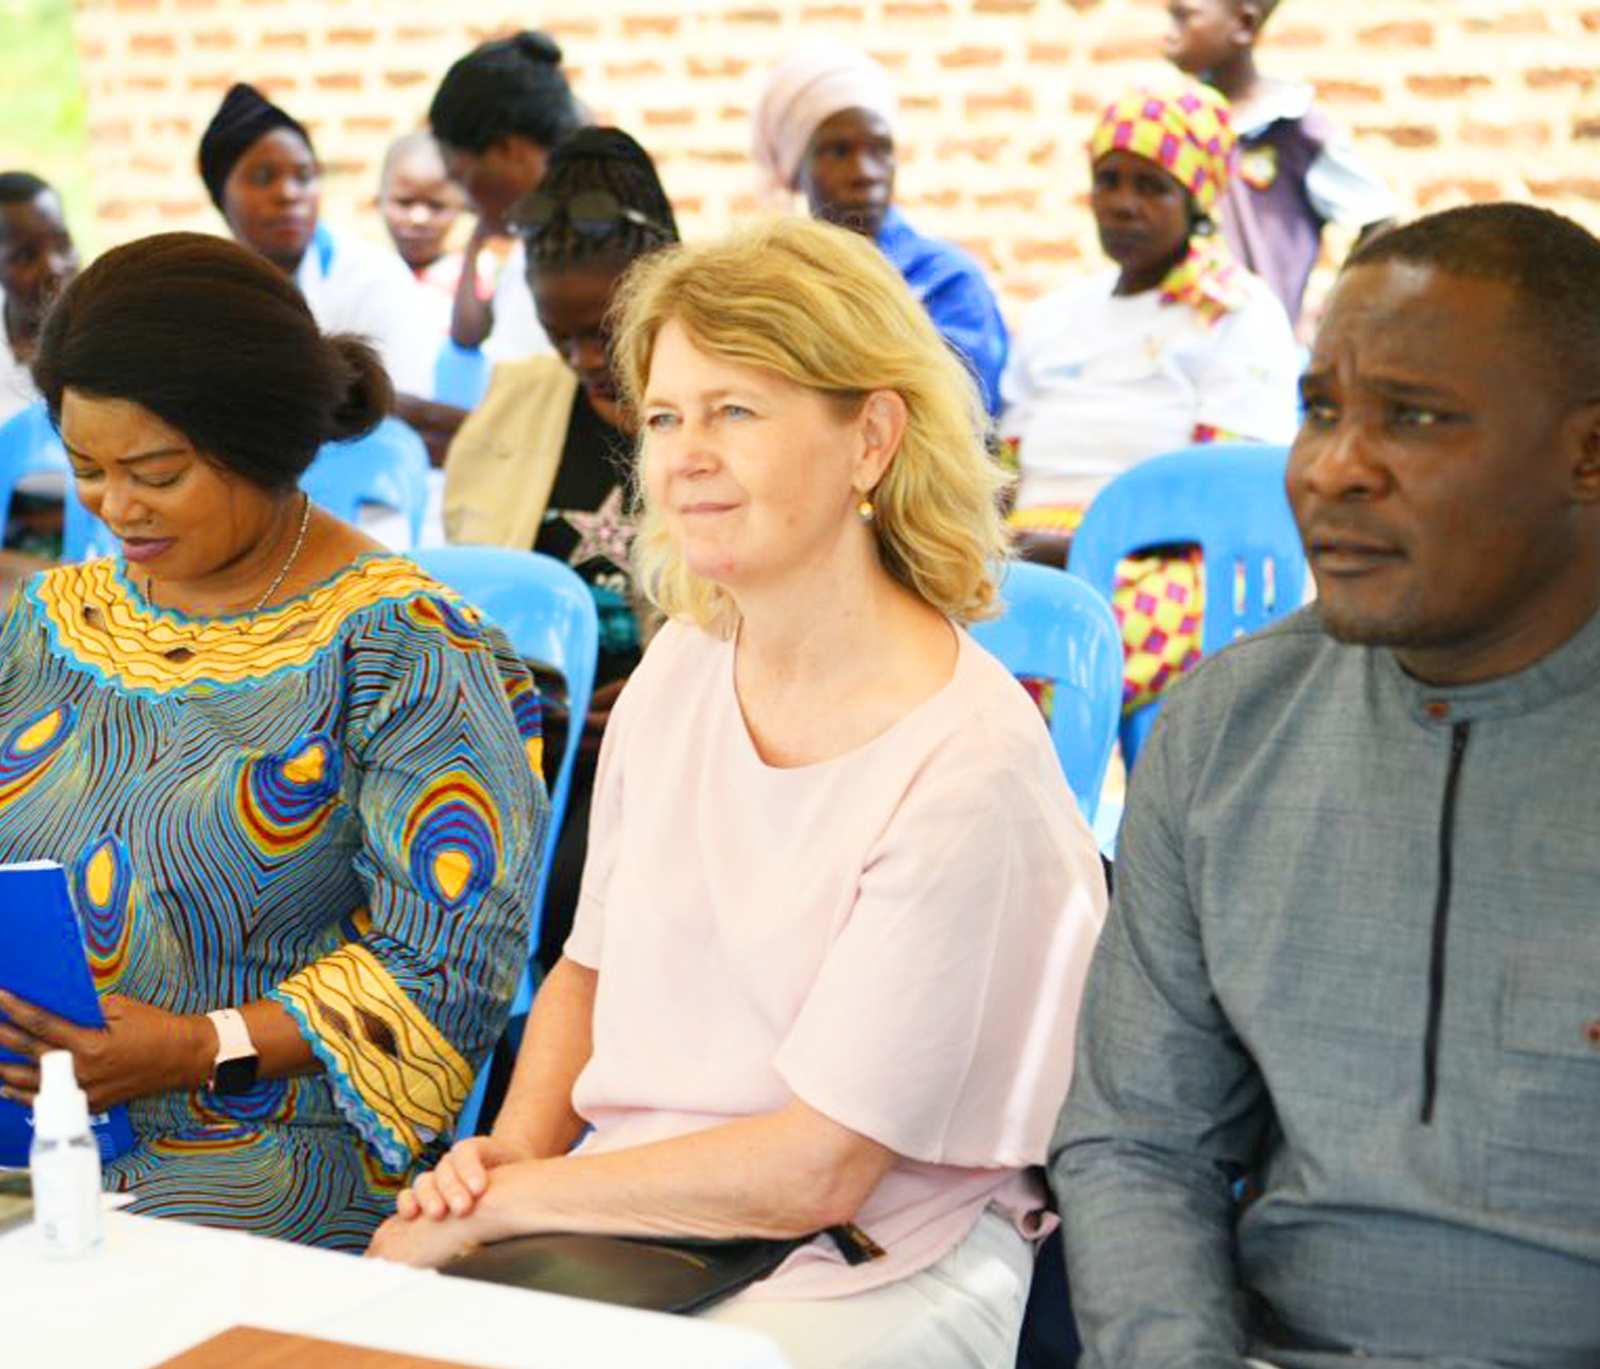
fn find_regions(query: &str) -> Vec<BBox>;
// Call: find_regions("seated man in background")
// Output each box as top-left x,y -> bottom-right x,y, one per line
1053,202 -> 1600,1366
752,40 -> 1009,416
0,171 -> 79,425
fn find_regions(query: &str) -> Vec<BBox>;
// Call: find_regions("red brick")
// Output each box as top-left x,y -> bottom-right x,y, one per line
1406,74 -> 1491,97
966,89 -> 1034,117
689,57 -> 750,78
1525,67 -> 1599,89
1356,21 -> 1432,46
1091,37 -> 1159,63
1583,9 -> 1600,33
1027,43 -> 1073,64
541,19 -> 600,38
977,189 -> 1040,211
803,4 -> 864,19
1416,178 -> 1503,207
624,16 -> 680,35
974,0 -> 1035,11
396,26 -> 449,43
383,70 -> 430,89
1464,10 -> 1551,33
174,0 -> 221,9
313,72 -> 364,92
1575,116 -> 1600,140
130,33 -> 178,56
1313,80 -> 1384,104
885,2 -> 950,18
937,137 -> 1007,160
940,47 -> 1004,68
327,28 -> 378,45
112,0 -> 158,10
643,108 -> 697,127
912,190 -> 962,209
688,149 -> 750,164
724,8 -> 781,22
1459,119 -> 1551,148
1355,124 -> 1438,148
605,61 -> 666,80
1527,177 -> 1600,200
1260,25 -> 1322,48
260,30 -> 309,49
192,29 -> 236,49
1014,238 -> 1083,263
720,104 -> 753,123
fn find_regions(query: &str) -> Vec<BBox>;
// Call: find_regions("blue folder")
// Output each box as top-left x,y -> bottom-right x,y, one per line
0,861 -> 136,1167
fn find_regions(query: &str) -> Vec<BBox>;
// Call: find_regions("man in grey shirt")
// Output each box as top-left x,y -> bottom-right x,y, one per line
1052,202 -> 1600,1369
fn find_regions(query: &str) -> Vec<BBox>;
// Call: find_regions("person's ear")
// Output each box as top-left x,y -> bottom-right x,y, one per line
1234,2 -> 1266,45
1567,399 -> 1600,503
853,389 -> 908,494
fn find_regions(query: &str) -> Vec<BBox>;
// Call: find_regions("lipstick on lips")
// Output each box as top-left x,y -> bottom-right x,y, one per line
120,537 -> 175,564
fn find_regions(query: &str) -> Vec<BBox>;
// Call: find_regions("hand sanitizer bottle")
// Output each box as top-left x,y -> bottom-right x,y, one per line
30,1050 -> 104,1258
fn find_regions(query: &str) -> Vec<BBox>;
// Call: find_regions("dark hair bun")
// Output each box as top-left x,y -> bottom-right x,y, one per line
513,31 -> 563,65
326,335 -> 394,442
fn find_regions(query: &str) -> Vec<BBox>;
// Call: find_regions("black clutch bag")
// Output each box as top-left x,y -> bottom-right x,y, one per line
441,1224 -> 884,1316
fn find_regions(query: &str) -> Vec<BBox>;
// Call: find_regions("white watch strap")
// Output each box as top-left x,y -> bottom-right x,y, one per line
206,1008 -> 255,1070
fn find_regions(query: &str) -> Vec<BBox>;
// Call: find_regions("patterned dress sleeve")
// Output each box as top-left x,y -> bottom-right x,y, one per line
269,591 -> 548,1173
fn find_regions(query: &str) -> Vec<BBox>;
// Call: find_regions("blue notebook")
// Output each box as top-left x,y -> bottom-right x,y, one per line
0,860 -> 136,1167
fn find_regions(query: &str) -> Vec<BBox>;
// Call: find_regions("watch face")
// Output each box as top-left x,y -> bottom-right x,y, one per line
213,1054 -> 260,1096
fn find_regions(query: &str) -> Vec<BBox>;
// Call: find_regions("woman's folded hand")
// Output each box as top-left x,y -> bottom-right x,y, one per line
395,1133 -> 532,1221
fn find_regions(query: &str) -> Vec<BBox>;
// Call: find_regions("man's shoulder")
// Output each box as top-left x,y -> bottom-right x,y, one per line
1158,605 -> 1352,731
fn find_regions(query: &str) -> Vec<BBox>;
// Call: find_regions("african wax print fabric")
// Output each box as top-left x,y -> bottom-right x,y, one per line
0,554 -> 546,1248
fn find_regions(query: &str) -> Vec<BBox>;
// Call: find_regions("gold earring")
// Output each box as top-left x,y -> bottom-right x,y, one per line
856,498 -> 875,524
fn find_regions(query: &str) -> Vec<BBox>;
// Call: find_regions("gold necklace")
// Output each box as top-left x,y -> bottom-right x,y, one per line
145,491 -> 313,621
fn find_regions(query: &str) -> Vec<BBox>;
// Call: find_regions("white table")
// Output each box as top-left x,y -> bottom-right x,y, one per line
0,1208 -> 794,1369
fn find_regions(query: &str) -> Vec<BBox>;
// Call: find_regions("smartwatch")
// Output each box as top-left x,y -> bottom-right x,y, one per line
206,1008 -> 260,1096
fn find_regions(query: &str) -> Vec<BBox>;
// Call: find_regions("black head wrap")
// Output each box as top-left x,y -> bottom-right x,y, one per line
198,82 -> 312,213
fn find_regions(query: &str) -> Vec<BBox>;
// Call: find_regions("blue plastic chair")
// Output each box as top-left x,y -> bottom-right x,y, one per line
1067,442 -> 1307,767
301,417 -> 431,548
969,560 -> 1122,824
410,546 -> 600,1136
0,400 -> 70,539
433,341 -> 491,410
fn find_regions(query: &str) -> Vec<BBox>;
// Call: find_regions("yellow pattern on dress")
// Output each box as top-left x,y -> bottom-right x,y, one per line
276,943 -> 475,1157
35,556 -> 450,693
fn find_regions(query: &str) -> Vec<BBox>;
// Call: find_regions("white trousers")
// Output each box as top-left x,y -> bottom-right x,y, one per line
703,1206 -> 1035,1369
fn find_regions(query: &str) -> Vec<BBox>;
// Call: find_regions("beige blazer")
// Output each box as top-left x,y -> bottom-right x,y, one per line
442,355 -> 580,548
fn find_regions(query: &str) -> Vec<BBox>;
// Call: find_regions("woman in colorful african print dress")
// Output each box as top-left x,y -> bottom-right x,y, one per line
0,233 -> 546,1250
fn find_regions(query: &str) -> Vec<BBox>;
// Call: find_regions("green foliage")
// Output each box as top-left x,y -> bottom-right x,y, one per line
0,0 -> 95,252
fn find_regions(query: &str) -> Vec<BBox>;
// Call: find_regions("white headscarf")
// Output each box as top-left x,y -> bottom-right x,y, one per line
750,41 -> 899,197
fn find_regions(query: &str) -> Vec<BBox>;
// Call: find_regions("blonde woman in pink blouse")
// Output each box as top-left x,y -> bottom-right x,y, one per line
368,217 -> 1107,1369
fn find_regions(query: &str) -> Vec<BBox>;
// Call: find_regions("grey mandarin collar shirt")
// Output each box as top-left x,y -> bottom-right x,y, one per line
1053,603 -> 1600,1369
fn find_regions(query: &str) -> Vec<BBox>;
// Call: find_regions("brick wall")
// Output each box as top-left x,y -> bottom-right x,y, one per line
71,0 -> 1600,322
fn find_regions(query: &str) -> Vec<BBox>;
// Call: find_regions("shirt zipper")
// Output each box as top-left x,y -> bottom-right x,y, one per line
1420,720 -> 1470,1124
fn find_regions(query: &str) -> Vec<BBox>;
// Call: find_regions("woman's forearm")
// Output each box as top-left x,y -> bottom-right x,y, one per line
490,956 -> 596,1159
472,1096 -> 897,1245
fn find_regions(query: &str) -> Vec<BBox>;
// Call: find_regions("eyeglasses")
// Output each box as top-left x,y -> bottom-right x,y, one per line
515,189 -> 671,241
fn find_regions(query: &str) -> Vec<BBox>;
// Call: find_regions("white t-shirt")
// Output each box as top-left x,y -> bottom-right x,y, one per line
565,620 -> 1107,1299
481,240 -> 551,364
295,226 -> 435,397
1000,267 -> 1302,510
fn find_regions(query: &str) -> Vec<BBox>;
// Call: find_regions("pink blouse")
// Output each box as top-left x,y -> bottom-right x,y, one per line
564,619 -> 1107,1298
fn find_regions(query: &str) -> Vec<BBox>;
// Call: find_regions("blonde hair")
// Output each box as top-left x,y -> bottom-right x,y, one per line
611,216 -> 1011,633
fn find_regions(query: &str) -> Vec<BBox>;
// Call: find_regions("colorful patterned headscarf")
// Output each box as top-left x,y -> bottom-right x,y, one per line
1089,81 -> 1246,326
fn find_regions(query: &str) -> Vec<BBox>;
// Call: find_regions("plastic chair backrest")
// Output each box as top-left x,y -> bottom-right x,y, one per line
433,341 -> 491,410
0,398 -> 69,517
301,417 -> 431,547
1068,442 -> 1307,766
968,560 -> 1123,823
